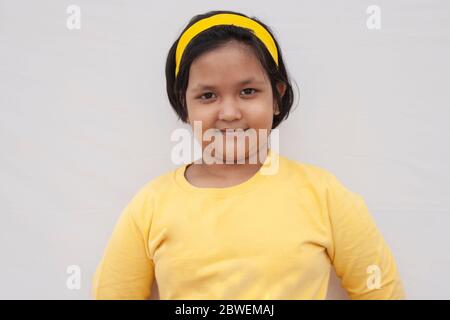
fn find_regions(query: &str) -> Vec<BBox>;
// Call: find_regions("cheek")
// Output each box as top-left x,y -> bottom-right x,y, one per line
186,104 -> 214,125
186,106 -> 217,143
243,100 -> 275,128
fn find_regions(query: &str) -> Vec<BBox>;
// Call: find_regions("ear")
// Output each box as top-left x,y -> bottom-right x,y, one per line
180,96 -> 190,123
277,82 -> 287,98
273,82 -> 287,115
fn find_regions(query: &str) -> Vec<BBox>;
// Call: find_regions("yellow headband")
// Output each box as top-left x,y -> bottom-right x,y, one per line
175,13 -> 279,77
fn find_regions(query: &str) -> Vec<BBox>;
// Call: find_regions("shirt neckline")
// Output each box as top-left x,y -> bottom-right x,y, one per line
174,148 -> 278,197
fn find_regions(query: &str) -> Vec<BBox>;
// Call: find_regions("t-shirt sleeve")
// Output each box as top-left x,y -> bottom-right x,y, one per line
325,172 -> 406,299
91,184 -> 155,299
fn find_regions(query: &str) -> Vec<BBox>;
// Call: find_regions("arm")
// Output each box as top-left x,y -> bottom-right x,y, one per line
92,185 -> 155,299
325,173 -> 406,299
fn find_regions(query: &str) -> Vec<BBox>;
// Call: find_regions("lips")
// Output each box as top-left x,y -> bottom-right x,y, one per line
218,128 -> 249,133
216,128 -> 250,139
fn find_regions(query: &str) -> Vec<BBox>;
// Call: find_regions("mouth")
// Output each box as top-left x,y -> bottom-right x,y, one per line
217,128 -> 249,138
218,128 -> 249,133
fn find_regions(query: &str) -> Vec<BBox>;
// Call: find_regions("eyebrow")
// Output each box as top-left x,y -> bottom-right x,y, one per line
191,77 -> 265,91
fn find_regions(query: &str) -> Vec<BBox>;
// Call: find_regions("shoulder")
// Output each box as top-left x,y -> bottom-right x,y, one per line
123,165 -> 181,212
132,165 -> 181,201
279,155 -> 369,223
277,153 -> 361,206
277,153 -> 337,188
121,166 -> 183,227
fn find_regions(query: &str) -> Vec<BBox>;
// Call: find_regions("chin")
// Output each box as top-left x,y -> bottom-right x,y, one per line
217,143 -> 263,164
200,129 -> 265,164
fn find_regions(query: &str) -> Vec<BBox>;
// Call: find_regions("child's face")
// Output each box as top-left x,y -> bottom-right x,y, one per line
185,40 -> 285,162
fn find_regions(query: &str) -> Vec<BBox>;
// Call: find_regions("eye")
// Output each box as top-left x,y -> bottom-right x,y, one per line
199,92 -> 216,100
241,88 -> 257,96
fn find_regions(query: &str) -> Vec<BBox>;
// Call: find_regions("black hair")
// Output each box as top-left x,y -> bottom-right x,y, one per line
165,10 -> 296,129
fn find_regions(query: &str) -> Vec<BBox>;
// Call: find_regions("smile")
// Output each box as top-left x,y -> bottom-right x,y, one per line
217,128 -> 250,137
218,128 -> 249,133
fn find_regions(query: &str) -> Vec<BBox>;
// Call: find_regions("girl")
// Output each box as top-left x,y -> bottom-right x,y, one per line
92,10 -> 405,300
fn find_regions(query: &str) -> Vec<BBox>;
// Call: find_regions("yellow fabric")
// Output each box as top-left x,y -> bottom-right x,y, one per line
175,13 -> 279,77
92,149 -> 405,299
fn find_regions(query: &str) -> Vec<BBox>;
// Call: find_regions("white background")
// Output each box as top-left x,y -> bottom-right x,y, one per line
1,0 -> 449,299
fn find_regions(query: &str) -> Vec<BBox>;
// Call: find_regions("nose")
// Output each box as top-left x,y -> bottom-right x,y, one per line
218,96 -> 242,121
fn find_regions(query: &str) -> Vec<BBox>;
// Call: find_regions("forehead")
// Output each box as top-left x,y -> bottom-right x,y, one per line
187,41 -> 268,89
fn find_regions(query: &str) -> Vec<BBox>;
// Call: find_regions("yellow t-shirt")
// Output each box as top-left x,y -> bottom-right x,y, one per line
92,149 -> 405,299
